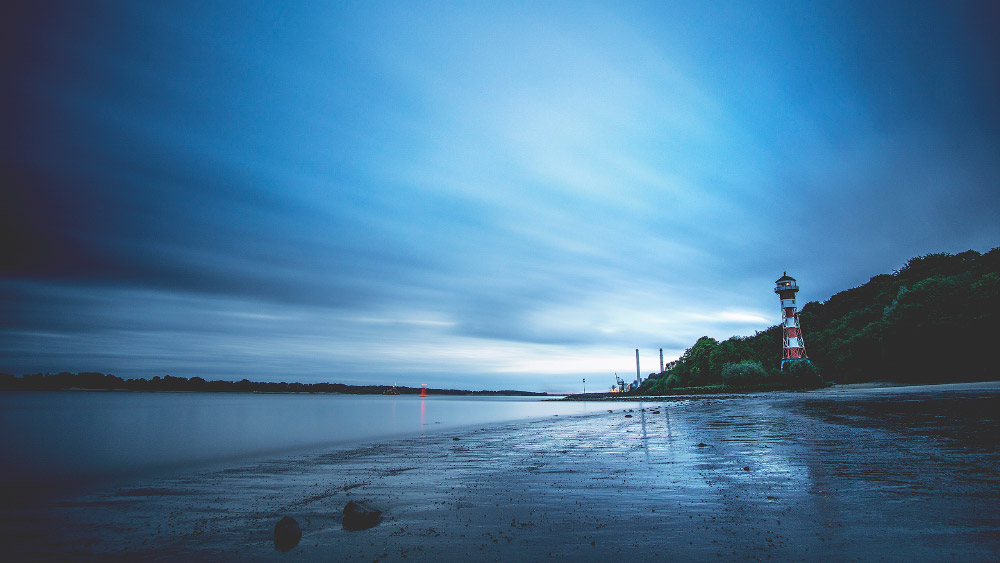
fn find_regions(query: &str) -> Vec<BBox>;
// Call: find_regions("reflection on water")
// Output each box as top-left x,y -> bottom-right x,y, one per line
0,391 -> 644,493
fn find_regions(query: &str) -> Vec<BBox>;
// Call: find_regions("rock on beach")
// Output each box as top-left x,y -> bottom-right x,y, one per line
273,516 -> 301,552
343,500 -> 382,531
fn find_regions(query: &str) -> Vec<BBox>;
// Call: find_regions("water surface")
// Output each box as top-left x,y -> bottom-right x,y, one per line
4,383 -> 998,561
0,391 -> 646,495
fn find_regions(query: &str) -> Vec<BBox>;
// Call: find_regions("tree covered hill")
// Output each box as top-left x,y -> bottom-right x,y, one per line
641,248 -> 1000,393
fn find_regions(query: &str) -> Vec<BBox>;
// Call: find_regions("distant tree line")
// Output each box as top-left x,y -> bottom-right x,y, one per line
0,372 -> 547,396
639,247 -> 1000,394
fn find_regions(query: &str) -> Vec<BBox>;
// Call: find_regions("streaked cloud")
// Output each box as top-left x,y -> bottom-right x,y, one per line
3,1 -> 998,392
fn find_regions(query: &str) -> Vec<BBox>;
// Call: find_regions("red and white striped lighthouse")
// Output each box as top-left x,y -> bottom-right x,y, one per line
774,272 -> 808,369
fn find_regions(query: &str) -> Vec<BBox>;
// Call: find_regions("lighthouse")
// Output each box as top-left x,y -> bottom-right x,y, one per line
775,272 -> 808,369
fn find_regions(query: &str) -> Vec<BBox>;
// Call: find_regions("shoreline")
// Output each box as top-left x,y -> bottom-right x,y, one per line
0,387 -> 554,397
0,373 -> 549,397
4,383 -> 998,561
561,379 -> 1000,401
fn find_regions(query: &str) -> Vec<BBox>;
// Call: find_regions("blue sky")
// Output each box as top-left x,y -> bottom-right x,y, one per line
3,1 -> 998,392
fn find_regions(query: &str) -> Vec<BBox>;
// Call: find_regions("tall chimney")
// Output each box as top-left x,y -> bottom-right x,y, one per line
659,348 -> 664,372
635,349 -> 640,384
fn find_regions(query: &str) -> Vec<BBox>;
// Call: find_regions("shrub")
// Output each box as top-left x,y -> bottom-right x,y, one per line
664,373 -> 682,389
782,359 -> 823,388
721,361 -> 767,387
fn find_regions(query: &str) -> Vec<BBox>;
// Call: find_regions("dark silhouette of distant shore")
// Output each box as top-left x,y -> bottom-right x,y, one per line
0,372 -> 548,396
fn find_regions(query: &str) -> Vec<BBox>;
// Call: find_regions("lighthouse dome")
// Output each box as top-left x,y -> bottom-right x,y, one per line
774,272 -> 799,293
775,272 -> 796,283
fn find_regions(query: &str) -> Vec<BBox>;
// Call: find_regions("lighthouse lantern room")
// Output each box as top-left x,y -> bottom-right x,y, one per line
774,272 -> 809,370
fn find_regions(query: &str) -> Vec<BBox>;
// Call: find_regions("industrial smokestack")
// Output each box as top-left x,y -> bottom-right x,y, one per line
635,349 -> 640,384
659,348 -> 664,372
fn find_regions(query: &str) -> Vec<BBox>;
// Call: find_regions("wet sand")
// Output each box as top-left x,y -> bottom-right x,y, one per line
4,382 -> 999,561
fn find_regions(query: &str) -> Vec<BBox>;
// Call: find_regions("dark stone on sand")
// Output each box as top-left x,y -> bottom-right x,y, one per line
624,414 -> 632,418
696,443 -> 709,447
343,500 -> 382,531
453,437 -> 460,441
273,516 -> 301,552
743,466 -> 750,471
652,411 -> 661,414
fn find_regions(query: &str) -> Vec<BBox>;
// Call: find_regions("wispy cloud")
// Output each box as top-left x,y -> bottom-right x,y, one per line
3,1 -> 998,391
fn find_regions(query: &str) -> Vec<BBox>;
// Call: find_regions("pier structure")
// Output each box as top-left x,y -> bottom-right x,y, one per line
775,272 -> 809,369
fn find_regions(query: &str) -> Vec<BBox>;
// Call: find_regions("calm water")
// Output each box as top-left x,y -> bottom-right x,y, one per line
3,383 -> 998,560
0,391 -> 645,494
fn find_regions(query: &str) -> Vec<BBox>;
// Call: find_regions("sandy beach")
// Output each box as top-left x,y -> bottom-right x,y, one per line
4,383 -> 999,561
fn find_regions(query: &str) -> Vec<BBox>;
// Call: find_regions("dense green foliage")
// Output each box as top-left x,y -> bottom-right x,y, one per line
802,248 -> 999,383
721,361 -> 767,387
641,248 -> 1000,393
